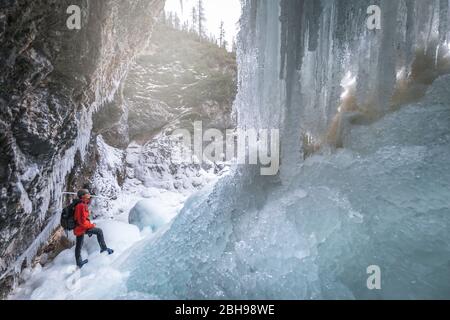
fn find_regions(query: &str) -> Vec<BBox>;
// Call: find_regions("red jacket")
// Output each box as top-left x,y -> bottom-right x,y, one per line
74,202 -> 96,236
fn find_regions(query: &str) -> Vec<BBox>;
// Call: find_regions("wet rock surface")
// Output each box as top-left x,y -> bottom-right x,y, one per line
0,0 -> 164,297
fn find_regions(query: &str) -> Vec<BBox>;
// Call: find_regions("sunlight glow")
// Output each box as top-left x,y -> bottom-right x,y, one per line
165,0 -> 242,50
340,71 -> 356,100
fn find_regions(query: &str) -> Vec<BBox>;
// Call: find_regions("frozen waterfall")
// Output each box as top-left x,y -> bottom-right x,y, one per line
110,0 -> 450,299
15,0 -> 450,300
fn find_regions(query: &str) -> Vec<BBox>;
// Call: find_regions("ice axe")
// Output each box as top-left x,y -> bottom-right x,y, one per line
62,192 -> 118,201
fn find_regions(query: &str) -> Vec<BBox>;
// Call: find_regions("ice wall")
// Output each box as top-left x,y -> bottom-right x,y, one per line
121,82 -> 450,299
236,0 -> 450,179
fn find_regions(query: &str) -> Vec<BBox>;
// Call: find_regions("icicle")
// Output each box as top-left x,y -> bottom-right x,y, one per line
439,0 -> 449,44
235,0 -> 450,183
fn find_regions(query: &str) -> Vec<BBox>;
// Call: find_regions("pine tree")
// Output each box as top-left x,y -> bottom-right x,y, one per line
231,37 -> 237,53
219,21 -> 225,48
182,21 -> 189,32
197,0 -> 206,39
209,33 -> 217,45
222,39 -> 229,51
173,12 -> 181,30
191,6 -> 198,34
167,12 -> 173,28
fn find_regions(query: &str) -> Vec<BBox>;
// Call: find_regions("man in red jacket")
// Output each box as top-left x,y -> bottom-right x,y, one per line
74,189 -> 114,268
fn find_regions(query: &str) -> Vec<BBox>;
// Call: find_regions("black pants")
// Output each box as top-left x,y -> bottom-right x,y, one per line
75,228 -> 108,265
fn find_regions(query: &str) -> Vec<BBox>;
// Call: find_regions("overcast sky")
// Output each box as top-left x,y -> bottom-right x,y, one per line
164,0 -> 242,50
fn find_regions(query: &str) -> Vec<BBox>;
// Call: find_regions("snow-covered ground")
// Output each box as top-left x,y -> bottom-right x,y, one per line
10,219 -> 141,300
10,186 -> 220,300
9,133 -> 227,300
91,132 -> 227,217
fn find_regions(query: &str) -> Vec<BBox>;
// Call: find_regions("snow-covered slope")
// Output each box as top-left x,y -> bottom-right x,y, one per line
90,133 -> 227,221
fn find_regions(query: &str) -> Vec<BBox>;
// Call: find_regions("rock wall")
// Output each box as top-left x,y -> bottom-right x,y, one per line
0,0 -> 164,297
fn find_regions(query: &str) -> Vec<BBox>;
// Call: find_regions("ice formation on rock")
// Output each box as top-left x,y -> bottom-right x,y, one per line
129,200 -> 169,232
0,0 -> 165,294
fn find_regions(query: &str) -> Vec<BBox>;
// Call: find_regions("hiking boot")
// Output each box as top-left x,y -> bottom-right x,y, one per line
101,248 -> 114,255
77,259 -> 89,269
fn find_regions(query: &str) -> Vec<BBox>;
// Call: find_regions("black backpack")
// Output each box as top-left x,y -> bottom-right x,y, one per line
61,199 -> 81,231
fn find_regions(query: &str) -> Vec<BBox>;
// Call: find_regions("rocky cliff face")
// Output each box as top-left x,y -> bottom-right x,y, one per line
0,0 -> 164,297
